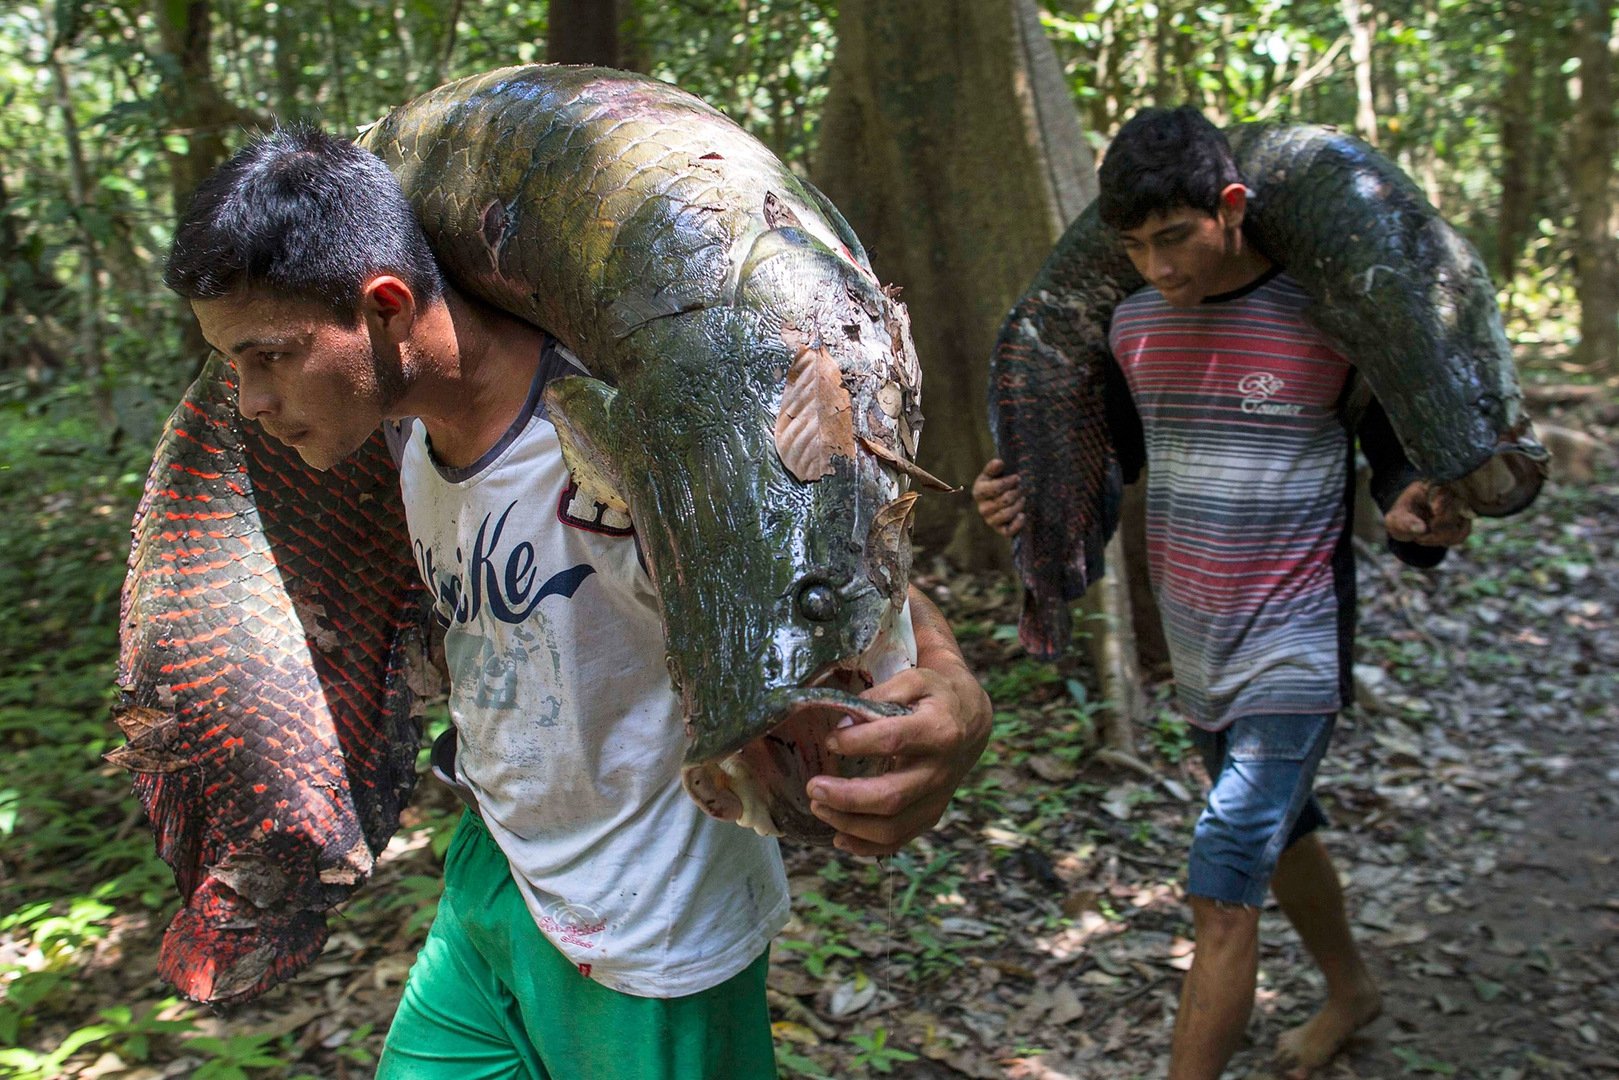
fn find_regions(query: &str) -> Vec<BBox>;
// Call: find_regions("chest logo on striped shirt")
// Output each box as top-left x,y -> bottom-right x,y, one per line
1238,371 -> 1303,416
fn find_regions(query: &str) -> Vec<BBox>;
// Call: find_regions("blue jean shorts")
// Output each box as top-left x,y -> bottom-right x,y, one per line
1185,713 -> 1335,908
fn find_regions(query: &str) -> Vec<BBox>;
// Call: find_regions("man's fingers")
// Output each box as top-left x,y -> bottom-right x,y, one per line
1384,507 -> 1427,542
808,769 -> 945,855
1424,517 -> 1472,546
972,475 -> 1019,504
833,685 -> 958,757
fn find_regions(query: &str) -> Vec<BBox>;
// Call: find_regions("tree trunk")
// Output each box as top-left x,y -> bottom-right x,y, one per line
814,0 -> 1150,751
0,167 -> 65,381
1152,1 -> 1171,105
432,0 -> 465,85
1497,3 -> 1538,285
151,0 -> 240,212
548,0 -> 627,67
150,0 -> 260,361
1571,0 -> 1619,375
1343,0 -> 1378,145
814,0 -> 1094,562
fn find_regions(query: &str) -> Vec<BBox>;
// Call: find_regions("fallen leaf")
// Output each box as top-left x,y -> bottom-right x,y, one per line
774,341 -> 854,482
858,433 -> 957,491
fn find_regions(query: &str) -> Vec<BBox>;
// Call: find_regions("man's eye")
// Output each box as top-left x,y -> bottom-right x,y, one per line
258,351 -> 285,364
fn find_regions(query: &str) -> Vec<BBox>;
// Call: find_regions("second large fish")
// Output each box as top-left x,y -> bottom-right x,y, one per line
989,122 -> 1547,659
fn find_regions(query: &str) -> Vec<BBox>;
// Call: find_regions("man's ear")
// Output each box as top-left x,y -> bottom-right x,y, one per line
359,276 -> 417,343
1217,183 -> 1249,230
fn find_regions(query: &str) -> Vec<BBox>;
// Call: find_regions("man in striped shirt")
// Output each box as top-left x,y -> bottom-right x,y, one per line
975,107 -> 1471,1079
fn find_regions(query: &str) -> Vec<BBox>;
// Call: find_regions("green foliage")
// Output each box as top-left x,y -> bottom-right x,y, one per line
1145,707 -> 1195,764
640,0 -> 837,170
776,1046 -> 835,1079
846,1026 -> 918,1074
777,891 -> 863,979
184,1031 -> 292,1079
1039,0 -> 1582,357
0,2 -> 1605,1072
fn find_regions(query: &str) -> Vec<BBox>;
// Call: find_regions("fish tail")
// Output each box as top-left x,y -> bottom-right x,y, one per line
158,880 -> 329,1005
1018,588 -> 1071,661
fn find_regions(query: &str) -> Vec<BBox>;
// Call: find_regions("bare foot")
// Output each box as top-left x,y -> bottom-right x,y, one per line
1274,985 -> 1382,1078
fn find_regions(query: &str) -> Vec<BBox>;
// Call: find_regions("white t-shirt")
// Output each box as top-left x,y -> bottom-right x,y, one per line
396,341 -> 789,997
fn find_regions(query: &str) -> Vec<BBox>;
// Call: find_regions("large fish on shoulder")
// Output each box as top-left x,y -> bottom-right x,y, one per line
989,121 -> 1547,659
358,65 -> 931,838
114,65 -> 928,1003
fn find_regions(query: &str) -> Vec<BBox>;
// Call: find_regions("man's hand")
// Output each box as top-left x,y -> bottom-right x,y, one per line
807,589 -> 991,856
1384,480 -> 1473,547
973,458 -> 1025,537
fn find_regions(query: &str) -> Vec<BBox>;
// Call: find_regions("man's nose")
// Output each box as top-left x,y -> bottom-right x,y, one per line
1145,247 -> 1173,283
236,370 -> 277,420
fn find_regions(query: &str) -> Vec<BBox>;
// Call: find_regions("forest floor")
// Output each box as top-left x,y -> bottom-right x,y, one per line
3,402 -> 1616,1080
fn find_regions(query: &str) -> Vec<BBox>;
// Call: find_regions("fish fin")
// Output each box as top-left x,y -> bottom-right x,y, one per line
544,376 -> 631,514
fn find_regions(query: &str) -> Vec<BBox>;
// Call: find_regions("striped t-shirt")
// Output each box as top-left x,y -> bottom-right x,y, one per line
1108,270 -> 1354,730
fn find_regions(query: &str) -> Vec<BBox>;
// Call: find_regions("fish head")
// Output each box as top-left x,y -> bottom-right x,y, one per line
1422,224 -> 1548,514
545,226 -> 927,844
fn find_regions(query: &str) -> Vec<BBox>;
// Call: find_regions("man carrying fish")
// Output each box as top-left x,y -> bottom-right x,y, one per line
162,123 -> 989,1078
976,106 -> 1483,1079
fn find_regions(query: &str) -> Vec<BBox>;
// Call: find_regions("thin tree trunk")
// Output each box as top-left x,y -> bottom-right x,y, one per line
150,0 -> 260,362
46,40 -> 117,433
273,4 -> 303,112
1497,3 -> 1538,285
1343,0 -> 1378,144
1099,10 -> 1120,132
1152,1 -> 1171,105
150,1 -> 244,215
1571,0 -> 1619,374
432,0 -> 464,85
323,0 -> 350,126
549,0 -> 623,67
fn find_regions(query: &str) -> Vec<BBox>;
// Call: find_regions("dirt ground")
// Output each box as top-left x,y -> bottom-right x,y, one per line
764,439 -> 1619,1078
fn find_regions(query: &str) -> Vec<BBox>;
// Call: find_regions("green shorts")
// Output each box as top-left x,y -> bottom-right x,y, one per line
377,811 -> 777,1080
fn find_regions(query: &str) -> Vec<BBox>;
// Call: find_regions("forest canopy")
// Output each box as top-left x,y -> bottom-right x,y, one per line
1,0 -> 1610,434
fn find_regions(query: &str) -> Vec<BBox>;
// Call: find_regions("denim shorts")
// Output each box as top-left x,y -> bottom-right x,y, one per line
1185,713 -> 1335,908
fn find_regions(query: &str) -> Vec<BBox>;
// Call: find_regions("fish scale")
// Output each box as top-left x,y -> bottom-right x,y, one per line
115,358 -> 425,1005
990,121 -> 1546,661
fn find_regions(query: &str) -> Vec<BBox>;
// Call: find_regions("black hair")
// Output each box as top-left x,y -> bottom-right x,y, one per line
163,125 -> 443,319
1097,106 -> 1243,231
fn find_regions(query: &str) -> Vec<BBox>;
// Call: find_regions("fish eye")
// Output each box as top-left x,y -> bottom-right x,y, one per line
797,582 -> 840,623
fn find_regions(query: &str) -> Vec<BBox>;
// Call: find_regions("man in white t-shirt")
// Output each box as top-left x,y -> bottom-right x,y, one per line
164,126 -> 990,1079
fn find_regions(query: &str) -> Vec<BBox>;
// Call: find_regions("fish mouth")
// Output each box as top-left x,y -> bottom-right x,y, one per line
1453,427 -> 1549,518
680,613 -> 915,844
